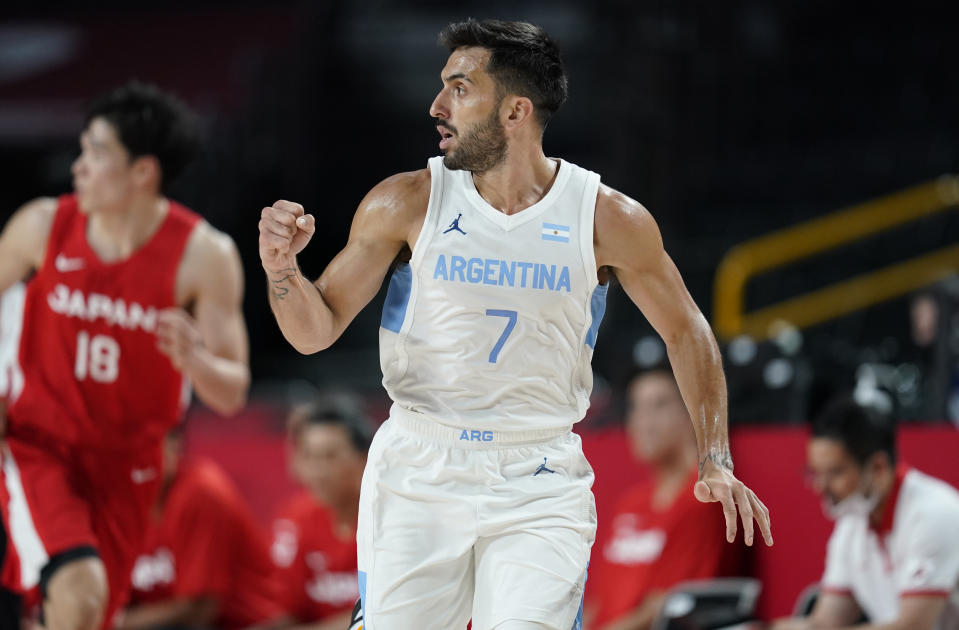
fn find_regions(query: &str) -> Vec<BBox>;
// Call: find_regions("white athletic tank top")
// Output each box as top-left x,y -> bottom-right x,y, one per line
379,156 -> 606,432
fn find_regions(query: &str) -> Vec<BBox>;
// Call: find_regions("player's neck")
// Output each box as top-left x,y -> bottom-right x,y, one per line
86,194 -> 169,262
471,144 -> 557,216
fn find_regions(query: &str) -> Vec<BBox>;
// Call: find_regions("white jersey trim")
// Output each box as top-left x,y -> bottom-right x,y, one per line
459,158 -> 575,231
379,161 -> 446,384
0,282 -> 26,402
2,444 -> 49,590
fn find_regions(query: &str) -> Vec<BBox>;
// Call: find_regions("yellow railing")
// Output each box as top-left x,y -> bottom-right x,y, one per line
713,175 -> 959,341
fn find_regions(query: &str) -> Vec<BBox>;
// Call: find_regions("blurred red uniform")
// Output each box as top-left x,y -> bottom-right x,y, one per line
129,458 -> 283,629
270,490 -> 360,623
0,194 -> 198,619
589,471 -> 741,629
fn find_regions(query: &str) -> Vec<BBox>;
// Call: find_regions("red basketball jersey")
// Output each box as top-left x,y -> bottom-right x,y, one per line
7,194 -> 201,449
270,491 -> 360,623
130,458 -> 284,629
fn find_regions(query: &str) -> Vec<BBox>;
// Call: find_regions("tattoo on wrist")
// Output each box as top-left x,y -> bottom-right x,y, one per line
268,267 -> 299,300
700,449 -> 734,473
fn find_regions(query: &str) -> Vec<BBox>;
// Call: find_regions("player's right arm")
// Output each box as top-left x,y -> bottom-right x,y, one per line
258,170 -> 429,354
771,592 -> 947,630
0,197 -> 57,293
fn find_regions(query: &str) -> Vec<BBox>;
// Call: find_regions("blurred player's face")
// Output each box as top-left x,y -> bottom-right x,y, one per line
626,372 -> 693,465
71,117 -> 137,214
293,424 -> 366,508
430,47 -> 508,173
806,438 -> 862,506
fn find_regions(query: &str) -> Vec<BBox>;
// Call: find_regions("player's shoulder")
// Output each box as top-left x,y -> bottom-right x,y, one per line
593,184 -> 663,269
359,168 -> 431,215
19,196 -> 59,216
273,490 -> 322,522
10,196 -> 59,230
182,217 -> 241,269
2,197 -> 60,267
900,469 -> 959,526
175,458 -> 245,511
903,468 -> 959,501
272,492 -> 337,541
374,168 -> 431,194
181,458 -> 235,491
595,184 -> 654,230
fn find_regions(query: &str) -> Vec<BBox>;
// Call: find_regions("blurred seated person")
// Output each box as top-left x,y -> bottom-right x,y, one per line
115,428 -> 284,630
270,396 -> 370,630
906,286 -> 959,423
771,395 -> 959,630
585,366 -> 741,630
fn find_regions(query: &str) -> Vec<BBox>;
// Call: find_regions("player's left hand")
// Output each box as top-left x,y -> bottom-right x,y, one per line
156,308 -> 203,372
695,458 -> 773,547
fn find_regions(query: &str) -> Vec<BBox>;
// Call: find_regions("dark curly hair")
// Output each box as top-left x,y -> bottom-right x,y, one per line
812,395 -> 897,466
84,81 -> 200,193
439,19 -> 568,129
288,394 -> 373,454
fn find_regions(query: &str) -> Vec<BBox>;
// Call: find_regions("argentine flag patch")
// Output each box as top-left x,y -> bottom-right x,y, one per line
542,222 -> 570,243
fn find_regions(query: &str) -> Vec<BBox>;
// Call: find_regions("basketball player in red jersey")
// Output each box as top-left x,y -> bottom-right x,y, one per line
0,82 -> 250,630
270,397 -> 369,629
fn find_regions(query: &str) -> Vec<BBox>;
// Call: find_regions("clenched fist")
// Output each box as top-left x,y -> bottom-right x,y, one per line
258,200 -> 316,273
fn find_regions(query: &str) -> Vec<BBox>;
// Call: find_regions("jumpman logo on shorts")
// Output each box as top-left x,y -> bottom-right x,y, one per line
443,213 -> 467,235
533,457 -> 556,476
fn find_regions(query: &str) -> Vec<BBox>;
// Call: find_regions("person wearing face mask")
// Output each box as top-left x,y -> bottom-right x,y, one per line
771,395 -> 959,630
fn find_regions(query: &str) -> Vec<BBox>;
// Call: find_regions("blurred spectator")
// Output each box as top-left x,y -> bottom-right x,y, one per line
585,366 -> 740,630
912,291 -> 940,349
270,395 -> 370,630
116,429 -> 284,630
904,283 -> 959,424
771,395 -> 959,630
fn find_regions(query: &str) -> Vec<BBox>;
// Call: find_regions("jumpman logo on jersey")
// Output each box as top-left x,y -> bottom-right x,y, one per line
533,458 -> 556,476
443,213 -> 467,235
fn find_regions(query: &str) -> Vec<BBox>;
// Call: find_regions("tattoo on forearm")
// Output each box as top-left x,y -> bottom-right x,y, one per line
268,268 -> 299,300
700,448 -> 734,473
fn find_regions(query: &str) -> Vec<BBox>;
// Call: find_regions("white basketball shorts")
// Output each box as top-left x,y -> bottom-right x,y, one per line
357,405 -> 596,630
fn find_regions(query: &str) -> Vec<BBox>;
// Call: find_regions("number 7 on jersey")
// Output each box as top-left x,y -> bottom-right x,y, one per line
485,309 -> 517,363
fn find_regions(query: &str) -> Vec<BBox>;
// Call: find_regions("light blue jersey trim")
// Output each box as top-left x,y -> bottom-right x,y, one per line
585,284 -> 608,349
357,570 -> 367,624
380,264 -> 413,333
572,564 -> 588,630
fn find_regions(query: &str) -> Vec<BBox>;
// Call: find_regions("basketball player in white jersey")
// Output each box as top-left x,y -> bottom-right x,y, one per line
258,19 -> 772,630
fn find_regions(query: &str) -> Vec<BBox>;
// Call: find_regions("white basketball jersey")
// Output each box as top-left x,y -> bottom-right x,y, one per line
379,156 -> 606,432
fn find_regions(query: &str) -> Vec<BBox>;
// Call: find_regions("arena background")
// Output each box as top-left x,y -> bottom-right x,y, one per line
1,0 -> 957,620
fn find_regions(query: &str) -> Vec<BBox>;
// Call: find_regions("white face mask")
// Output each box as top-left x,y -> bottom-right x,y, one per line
822,472 -> 880,521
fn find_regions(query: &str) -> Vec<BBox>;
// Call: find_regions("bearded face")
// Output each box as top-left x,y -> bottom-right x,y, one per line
438,97 -> 508,174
